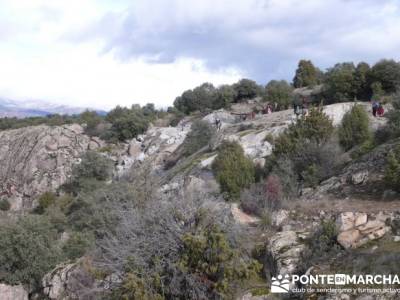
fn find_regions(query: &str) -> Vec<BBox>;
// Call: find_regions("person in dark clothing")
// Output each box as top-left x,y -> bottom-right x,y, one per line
377,103 -> 385,117
215,118 -> 221,130
372,100 -> 379,117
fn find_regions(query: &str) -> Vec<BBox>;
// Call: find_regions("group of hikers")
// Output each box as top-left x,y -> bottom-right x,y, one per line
372,100 -> 384,117
213,97 -> 385,130
262,103 -> 276,114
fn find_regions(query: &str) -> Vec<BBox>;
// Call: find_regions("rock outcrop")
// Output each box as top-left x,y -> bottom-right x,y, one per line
305,138 -> 400,200
268,230 -> 309,275
336,212 -> 391,249
0,124 -> 103,210
42,261 -> 94,300
0,283 -> 28,300
114,123 -> 191,177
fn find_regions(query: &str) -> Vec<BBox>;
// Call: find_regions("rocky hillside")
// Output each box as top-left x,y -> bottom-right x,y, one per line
0,124 -> 103,210
0,101 -> 398,300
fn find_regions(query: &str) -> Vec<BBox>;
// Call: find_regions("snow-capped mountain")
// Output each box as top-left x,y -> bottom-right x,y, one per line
0,98 -> 106,117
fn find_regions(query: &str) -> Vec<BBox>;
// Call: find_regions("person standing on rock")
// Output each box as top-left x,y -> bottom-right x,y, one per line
293,95 -> 302,119
215,118 -> 221,130
294,104 -> 300,118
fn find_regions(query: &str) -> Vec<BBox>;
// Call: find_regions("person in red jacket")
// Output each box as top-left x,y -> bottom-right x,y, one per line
377,103 -> 384,117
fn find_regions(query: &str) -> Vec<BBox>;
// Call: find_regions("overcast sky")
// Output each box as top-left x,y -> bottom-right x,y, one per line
0,0 -> 400,110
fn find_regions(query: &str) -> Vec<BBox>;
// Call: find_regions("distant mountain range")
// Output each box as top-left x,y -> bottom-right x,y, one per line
0,98 -> 107,118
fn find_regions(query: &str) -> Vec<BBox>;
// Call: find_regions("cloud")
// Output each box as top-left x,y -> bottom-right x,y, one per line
1,0 -> 400,109
0,0 -> 242,109
0,44 -> 241,110
70,0 -> 400,81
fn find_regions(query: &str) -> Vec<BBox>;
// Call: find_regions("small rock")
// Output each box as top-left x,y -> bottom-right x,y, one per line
367,227 -> 390,240
336,212 -> 355,232
199,154 -> 217,169
375,211 -> 391,222
282,225 -> 292,231
272,210 -> 289,227
337,229 -> 360,249
354,213 -> 368,227
128,140 -> 142,157
358,220 -> 386,235
351,170 -> 368,185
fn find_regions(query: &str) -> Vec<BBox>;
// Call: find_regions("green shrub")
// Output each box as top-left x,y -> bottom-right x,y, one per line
213,84 -> 236,109
46,205 -> 68,232
384,145 -> 400,192
212,141 -> 255,199
64,152 -> 114,194
271,109 -> 338,191
73,152 -> 113,181
274,108 -> 334,156
258,211 -> 272,230
369,59 -> 400,94
301,164 -> 319,188
233,79 -> 262,102
264,80 -> 293,110
0,215 -> 62,289
62,232 -> 94,260
314,220 -> 339,251
110,273 -> 163,300
323,62 -> 356,102
339,104 -> 371,151
104,105 -> 153,141
350,139 -> 375,159
173,83 -> 216,114
65,182 -> 136,234
35,191 -> 57,214
182,120 -> 215,156
167,107 -> 186,126
180,226 -> 262,297
294,140 -> 343,187
0,199 -> 10,211
80,110 -> 103,136
377,92 -> 400,143
300,220 -> 341,271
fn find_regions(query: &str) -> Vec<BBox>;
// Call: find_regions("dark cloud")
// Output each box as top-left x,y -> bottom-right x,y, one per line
67,0 -> 400,83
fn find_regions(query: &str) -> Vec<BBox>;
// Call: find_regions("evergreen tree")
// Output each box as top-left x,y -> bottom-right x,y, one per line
264,80 -> 294,110
323,62 -> 356,103
353,62 -> 371,100
293,59 -> 320,88
370,59 -> 400,94
338,104 -> 371,151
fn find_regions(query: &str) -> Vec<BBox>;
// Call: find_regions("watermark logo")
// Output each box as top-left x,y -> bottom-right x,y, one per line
270,273 -> 400,294
271,274 -> 290,293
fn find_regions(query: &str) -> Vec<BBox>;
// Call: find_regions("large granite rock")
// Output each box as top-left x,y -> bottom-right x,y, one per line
42,261 -> 94,300
0,283 -> 28,300
0,124 -> 102,210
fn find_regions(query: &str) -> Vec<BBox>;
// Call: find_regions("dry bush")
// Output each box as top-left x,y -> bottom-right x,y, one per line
92,189 -> 242,299
240,175 -> 283,217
